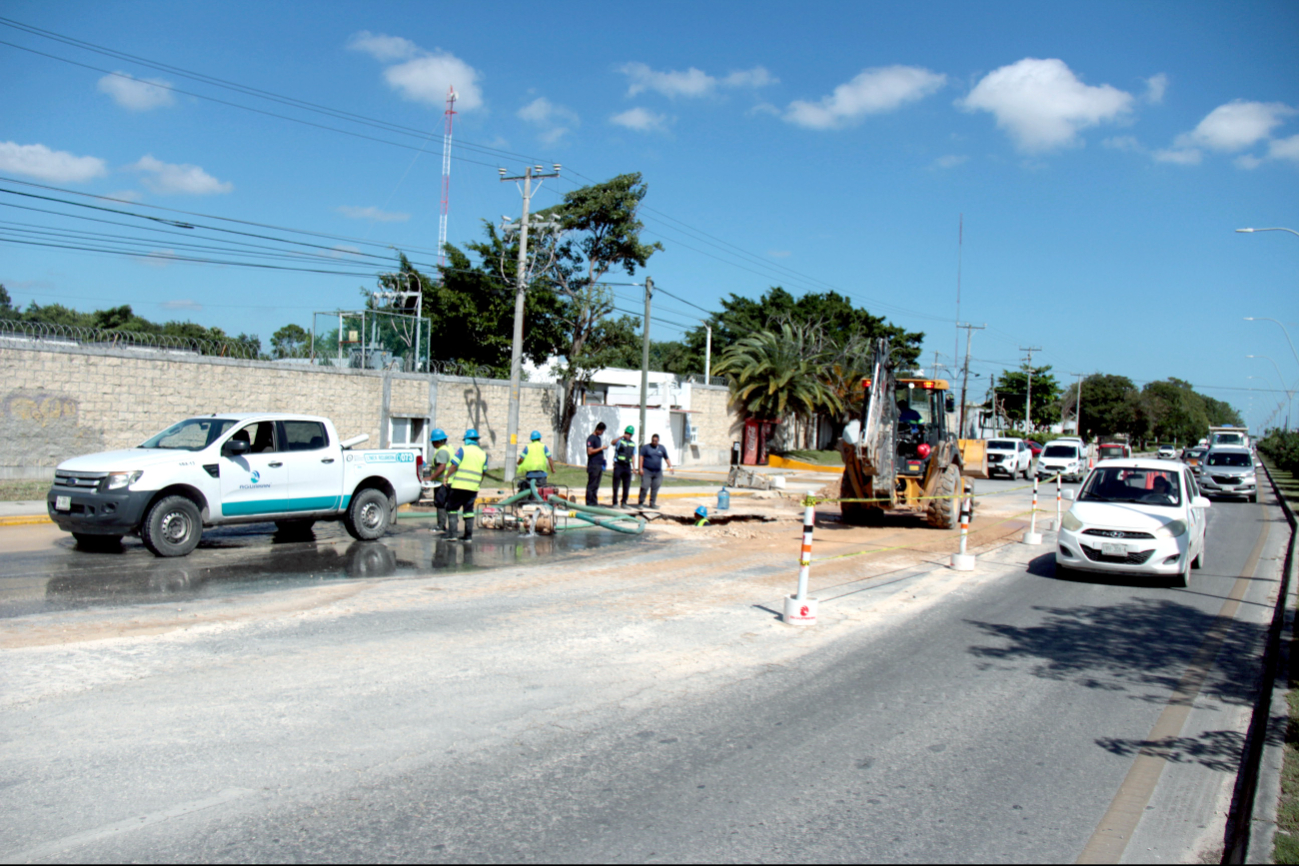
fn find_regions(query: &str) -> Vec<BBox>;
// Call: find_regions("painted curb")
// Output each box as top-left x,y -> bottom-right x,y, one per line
0,515 -> 53,527
766,455 -> 844,474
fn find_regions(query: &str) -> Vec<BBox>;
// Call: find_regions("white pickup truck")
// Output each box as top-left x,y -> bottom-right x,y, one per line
46,413 -> 422,556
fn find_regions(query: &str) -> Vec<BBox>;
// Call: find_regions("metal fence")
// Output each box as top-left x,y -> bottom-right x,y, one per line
0,318 -> 261,360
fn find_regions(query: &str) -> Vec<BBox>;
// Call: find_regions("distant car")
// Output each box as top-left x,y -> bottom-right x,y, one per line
984,438 -> 1032,479
1157,444 -> 1177,459
1198,447 -> 1257,502
1181,446 -> 1207,476
1097,442 -> 1131,461
1037,442 -> 1087,482
1025,440 -> 1044,458
1056,459 -> 1210,588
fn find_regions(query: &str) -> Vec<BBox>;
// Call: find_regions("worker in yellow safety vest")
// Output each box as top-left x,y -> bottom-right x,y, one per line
516,430 -> 555,496
426,428 -> 453,533
445,428 -> 487,542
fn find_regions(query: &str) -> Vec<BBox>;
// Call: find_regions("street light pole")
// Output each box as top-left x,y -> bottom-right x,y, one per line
1237,227 -> 1299,238
1248,354 -> 1293,431
499,164 -> 561,482
1244,317 -> 1299,373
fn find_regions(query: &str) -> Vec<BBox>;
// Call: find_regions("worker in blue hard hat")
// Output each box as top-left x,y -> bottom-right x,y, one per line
444,428 -> 487,542
427,428 -> 452,533
694,505 -> 709,527
516,429 -> 554,495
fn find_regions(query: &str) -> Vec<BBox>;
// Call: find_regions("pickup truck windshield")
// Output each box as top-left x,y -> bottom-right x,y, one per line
987,441 -> 1016,450
1080,467 -> 1182,507
141,418 -> 237,451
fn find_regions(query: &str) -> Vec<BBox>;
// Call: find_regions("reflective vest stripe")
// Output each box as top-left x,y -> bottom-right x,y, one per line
450,445 -> 487,490
519,443 -> 549,473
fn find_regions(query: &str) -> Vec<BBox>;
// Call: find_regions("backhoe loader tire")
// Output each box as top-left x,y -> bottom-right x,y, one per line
927,465 -> 960,529
839,474 -> 869,526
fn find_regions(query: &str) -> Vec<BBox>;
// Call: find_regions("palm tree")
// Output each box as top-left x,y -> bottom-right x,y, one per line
715,323 -> 842,448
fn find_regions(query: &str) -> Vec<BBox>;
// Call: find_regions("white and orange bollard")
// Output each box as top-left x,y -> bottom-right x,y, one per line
783,499 -> 819,626
950,493 -> 976,571
1022,474 -> 1043,544
1053,474 -> 1062,531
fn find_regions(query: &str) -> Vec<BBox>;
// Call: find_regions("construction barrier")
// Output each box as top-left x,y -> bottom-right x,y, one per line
782,499 -> 819,625
1022,475 -> 1044,544
950,494 -> 975,571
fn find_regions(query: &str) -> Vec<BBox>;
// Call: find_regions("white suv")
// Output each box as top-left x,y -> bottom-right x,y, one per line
985,438 -> 1032,479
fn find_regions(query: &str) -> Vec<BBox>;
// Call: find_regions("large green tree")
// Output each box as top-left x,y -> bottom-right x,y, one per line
1060,374 -> 1140,440
993,365 -> 1061,431
1138,378 -> 1211,445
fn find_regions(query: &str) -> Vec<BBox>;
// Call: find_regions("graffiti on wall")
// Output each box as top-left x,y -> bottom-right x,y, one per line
1,390 -> 104,471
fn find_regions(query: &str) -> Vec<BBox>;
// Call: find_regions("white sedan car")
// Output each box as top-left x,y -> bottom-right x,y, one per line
1055,459 -> 1210,587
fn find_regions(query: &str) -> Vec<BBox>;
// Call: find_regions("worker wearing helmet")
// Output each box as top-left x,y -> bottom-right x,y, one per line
445,428 -> 487,542
427,428 -> 452,533
611,426 -> 637,508
516,430 -> 554,494
694,505 -> 709,527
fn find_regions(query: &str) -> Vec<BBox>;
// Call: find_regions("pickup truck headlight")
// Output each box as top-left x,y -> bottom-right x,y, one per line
1061,511 -> 1083,532
105,470 -> 143,490
1154,519 -> 1187,539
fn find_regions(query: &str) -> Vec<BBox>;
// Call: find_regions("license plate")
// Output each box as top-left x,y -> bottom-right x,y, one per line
55,495 -> 71,511
1101,542 -> 1128,557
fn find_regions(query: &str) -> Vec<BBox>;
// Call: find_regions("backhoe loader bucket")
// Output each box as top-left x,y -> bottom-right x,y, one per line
958,439 -> 989,479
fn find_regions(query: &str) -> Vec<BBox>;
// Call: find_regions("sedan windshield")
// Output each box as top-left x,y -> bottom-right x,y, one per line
1080,467 -> 1182,507
1206,452 -> 1252,468
141,418 -> 237,451
987,441 -> 1016,450
1043,445 -> 1079,458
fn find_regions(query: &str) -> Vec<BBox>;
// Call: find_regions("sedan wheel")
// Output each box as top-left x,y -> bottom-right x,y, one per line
1171,558 -> 1190,588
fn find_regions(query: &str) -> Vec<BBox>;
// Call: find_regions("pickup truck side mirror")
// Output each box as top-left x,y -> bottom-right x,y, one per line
222,438 -> 251,457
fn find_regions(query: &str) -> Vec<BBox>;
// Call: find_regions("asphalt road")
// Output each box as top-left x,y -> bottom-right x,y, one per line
0,475 -> 1287,863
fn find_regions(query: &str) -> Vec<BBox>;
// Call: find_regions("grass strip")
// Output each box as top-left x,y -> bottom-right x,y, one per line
0,480 -> 49,502
1267,457 -> 1299,864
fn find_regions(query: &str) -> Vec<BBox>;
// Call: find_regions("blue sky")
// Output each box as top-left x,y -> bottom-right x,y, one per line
2,0 -> 1297,430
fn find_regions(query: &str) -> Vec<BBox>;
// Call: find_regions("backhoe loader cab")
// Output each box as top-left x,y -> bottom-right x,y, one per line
839,338 -> 984,529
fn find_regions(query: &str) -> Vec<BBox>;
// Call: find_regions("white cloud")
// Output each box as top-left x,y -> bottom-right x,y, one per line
336,205 -> 410,222
348,31 -> 483,111
346,31 -> 419,62
1102,135 -> 1143,153
131,155 -> 232,195
784,65 -> 947,130
105,189 -> 143,202
1144,73 -> 1168,105
958,58 -> 1133,152
517,97 -> 580,144
932,154 -> 969,169
1269,134 -> 1299,164
618,62 -> 777,98
136,249 -> 179,268
0,141 -> 107,183
1236,154 -> 1263,170
1173,100 -> 1295,152
160,299 -> 202,310
1153,147 -> 1202,165
610,107 -> 670,133
97,72 -> 175,111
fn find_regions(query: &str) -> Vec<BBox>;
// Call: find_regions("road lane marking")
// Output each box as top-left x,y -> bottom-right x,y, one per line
0,788 -> 254,864
1076,508 -> 1271,864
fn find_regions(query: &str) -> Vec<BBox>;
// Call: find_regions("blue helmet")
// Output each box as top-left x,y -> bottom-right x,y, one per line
464,428 -> 479,442
429,428 -> 448,443
695,506 -> 708,518
530,430 -> 542,441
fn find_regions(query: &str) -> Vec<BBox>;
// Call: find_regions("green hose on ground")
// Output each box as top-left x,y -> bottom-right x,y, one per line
546,493 -> 645,534
568,509 -> 645,534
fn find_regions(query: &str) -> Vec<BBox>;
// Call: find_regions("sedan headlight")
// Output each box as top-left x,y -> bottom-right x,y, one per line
105,470 -> 143,490
1061,511 -> 1083,532
1154,519 -> 1188,539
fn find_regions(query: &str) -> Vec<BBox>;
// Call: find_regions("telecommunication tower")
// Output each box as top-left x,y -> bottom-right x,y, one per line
438,86 -> 458,271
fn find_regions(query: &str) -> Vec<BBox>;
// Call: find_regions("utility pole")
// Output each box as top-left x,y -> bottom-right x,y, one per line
989,373 -> 998,435
704,324 -> 712,382
1069,371 -> 1086,438
1020,346 -> 1042,432
499,163 -> 561,482
639,277 -> 654,448
957,323 -> 986,438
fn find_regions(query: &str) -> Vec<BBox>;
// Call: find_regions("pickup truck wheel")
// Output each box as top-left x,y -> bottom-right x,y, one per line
72,532 -> 122,552
344,488 -> 390,541
140,495 -> 202,557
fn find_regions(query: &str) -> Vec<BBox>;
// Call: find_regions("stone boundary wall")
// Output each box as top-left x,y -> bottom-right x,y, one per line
0,340 -> 743,479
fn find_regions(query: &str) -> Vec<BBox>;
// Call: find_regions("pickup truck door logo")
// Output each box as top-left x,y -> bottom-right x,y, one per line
250,470 -> 260,484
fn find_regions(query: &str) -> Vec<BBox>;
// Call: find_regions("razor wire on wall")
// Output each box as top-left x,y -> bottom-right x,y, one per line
0,318 -> 261,360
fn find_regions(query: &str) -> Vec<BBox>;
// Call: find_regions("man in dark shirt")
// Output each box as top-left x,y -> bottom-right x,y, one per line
636,433 -> 671,508
585,422 -> 607,506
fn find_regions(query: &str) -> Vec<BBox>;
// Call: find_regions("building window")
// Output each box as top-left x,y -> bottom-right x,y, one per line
390,417 -> 426,456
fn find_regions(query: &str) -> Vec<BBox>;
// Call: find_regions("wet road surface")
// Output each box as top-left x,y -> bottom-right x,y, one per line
0,521 -> 639,618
